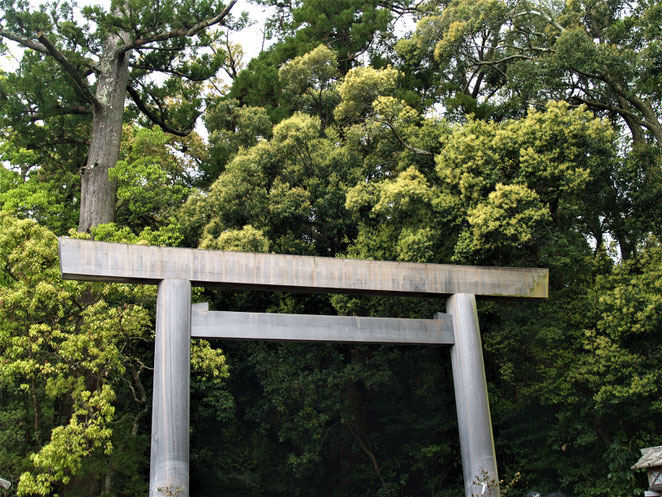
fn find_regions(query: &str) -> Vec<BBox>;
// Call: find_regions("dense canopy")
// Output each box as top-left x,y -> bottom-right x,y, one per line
0,0 -> 660,496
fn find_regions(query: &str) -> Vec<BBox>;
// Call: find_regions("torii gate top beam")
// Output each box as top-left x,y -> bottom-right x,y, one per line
59,238 -> 548,298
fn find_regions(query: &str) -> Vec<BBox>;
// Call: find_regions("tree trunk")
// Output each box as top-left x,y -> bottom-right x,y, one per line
78,33 -> 130,232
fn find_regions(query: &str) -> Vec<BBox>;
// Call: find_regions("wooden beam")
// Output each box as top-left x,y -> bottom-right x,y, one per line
191,310 -> 455,345
59,238 -> 548,298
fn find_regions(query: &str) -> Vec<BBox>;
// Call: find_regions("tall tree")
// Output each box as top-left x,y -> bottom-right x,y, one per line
0,0 -> 238,231
257,0 -> 414,73
403,0 -> 662,146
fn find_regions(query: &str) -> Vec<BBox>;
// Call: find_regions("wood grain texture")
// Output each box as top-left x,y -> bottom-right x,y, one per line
59,238 -> 549,298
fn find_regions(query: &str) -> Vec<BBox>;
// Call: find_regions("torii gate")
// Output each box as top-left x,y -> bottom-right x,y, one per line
58,238 -> 548,497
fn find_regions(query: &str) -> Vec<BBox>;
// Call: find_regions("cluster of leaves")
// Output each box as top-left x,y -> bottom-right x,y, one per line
0,212 -> 227,495
0,213 -> 150,495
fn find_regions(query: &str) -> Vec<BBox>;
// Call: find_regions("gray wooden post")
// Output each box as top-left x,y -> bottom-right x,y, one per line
445,293 -> 500,497
150,279 -> 191,497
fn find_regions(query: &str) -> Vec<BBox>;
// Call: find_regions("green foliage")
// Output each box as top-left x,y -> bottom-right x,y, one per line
110,126 -> 192,231
1,0 -> 240,229
200,224 -> 270,253
0,214 -> 228,496
185,111 -> 362,256
19,385 -> 116,495
279,45 -> 339,96
334,66 -> 401,124
0,50 -> 90,186
0,165 -> 78,235
577,239 -> 662,422
434,102 -> 619,267
256,0 -> 399,73
1,2 -> 661,496
202,99 -> 274,186
279,45 -> 340,125
0,213 -> 147,495
456,183 -> 551,262
407,0 -> 662,148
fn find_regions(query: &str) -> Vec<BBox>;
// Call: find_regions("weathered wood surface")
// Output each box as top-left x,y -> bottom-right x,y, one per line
190,309 -> 455,345
59,238 -> 548,298
150,279 -> 191,497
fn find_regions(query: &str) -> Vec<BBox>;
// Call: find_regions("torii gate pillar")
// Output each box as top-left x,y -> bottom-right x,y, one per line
150,279 -> 191,497
445,294 -> 499,496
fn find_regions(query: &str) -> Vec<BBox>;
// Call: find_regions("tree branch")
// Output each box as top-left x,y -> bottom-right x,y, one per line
126,84 -> 192,137
597,71 -> 662,134
348,422 -> 387,489
1,29 -> 101,71
27,105 -> 91,122
568,95 -> 647,127
218,32 -> 241,80
473,54 -> 534,66
36,31 -> 101,109
119,0 -> 238,54
376,0 -> 426,15
520,4 -> 567,33
0,29 -> 49,55
26,136 -> 90,150
133,45 -> 185,52
380,117 -> 434,156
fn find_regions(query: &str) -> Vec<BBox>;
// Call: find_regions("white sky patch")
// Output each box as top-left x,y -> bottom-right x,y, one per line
232,0 -> 275,62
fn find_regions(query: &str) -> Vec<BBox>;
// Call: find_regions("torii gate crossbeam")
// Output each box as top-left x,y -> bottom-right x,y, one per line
59,238 -> 548,497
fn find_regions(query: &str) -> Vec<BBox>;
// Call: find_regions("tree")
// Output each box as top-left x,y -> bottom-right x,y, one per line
186,111 -> 363,256
2,7 -> 662,496
0,213 -> 229,496
110,125 -> 203,231
0,0 -> 238,231
402,0 -> 662,147
256,0 -> 413,73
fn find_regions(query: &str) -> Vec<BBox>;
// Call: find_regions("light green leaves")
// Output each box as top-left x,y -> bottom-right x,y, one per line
456,183 -> 551,262
200,224 -> 271,253
279,45 -> 339,96
334,66 -> 400,123
110,126 -> 192,230
0,213 -> 227,495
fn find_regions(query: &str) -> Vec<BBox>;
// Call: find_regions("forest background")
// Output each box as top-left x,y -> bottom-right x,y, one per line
0,0 -> 661,496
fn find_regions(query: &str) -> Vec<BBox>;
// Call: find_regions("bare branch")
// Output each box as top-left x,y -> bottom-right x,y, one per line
217,31 -> 241,80
1,29 -> 100,70
0,29 -> 49,54
36,31 -> 101,109
126,84 -> 193,137
119,0 -> 237,54
518,3 -> 567,33
473,54 -> 534,66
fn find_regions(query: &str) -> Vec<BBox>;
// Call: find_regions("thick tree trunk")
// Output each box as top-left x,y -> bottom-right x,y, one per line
78,33 -> 130,232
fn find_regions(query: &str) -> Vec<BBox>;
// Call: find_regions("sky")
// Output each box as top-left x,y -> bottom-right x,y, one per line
232,0 -> 276,61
